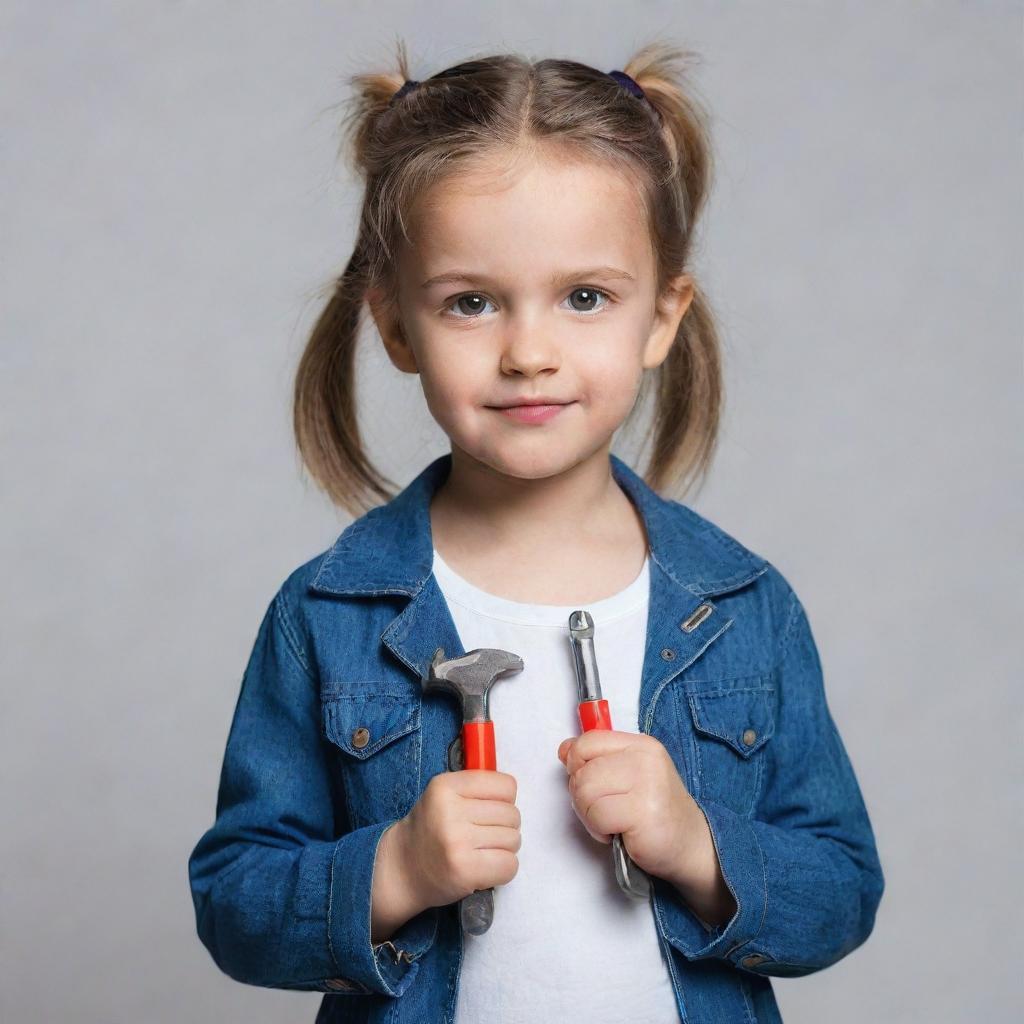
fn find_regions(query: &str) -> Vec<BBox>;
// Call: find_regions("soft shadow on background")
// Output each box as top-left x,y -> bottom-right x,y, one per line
3,3 -> 1021,1022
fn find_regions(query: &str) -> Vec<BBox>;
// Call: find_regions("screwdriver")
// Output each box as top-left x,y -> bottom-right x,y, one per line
567,609 -> 652,900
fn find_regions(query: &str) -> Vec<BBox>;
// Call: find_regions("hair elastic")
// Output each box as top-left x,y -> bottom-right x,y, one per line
390,78 -> 420,104
606,69 -> 647,102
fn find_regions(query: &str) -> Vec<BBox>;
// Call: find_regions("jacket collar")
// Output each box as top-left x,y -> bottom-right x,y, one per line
309,452 -> 767,600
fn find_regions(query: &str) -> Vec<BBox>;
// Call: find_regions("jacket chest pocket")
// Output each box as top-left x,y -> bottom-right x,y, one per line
679,681 -> 776,816
320,682 -> 423,830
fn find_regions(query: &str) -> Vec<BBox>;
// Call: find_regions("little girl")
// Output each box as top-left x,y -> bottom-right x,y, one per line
189,41 -> 884,1024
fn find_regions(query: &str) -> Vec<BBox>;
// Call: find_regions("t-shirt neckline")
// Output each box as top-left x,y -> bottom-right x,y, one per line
431,547 -> 650,628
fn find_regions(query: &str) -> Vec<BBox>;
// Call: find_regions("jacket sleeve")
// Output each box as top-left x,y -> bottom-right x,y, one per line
187,587 -> 440,997
652,581 -> 885,977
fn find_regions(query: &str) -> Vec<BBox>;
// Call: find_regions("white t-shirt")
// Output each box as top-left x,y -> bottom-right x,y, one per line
431,548 -> 681,1024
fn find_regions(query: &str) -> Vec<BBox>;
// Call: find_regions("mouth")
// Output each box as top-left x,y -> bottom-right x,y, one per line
488,401 -> 575,424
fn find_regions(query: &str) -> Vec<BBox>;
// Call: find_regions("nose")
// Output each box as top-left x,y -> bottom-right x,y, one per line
498,315 -> 561,377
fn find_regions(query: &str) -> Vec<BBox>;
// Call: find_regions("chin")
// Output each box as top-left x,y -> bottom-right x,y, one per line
459,443 -> 594,482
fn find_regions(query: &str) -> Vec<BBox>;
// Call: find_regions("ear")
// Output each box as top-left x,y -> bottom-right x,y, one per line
366,286 -> 419,374
641,273 -> 694,370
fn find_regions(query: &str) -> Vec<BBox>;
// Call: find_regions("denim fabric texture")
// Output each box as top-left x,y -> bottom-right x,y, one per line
188,451 -> 885,1023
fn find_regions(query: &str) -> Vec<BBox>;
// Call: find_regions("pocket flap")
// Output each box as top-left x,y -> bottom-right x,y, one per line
687,687 -> 775,758
321,683 -> 421,760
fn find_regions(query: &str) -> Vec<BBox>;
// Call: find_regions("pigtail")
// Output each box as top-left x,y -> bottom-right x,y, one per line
643,284 -> 722,498
293,40 -> 419,518
293,245 -> 398,518
334,36 -> 415,183
617,42 -> 723,498
621,43 -> 715,228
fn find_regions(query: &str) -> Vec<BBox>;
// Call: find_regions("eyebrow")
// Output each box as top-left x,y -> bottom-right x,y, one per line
419,266 -> 636,290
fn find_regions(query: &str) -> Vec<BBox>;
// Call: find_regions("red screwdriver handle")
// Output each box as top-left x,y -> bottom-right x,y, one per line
462,720 -> 497,771
578,698 -> 613,733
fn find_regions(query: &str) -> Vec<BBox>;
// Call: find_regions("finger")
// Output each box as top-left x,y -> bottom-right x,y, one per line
571,749 -> 635,794
564,729 -> 645,776
577,792 -> 636,842
471,823 -> 522,852
568,795 -> 611,845
468,799 -> 522,829
572,774 -> 632,826
455,769 -> 518,803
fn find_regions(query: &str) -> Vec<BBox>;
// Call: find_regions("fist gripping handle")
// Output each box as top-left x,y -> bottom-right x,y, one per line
422,646 -> 524,935
568,611 -> 652,900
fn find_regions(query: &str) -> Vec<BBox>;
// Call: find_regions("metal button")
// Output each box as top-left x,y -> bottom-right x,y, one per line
660,647 -> 676,660
351,727 -> 370,749
741,953 -> 766,968
741,728 -> 757,746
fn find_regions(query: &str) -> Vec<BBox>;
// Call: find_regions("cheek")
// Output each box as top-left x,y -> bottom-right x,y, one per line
413,340 -> 494,433
578,347 -> 644,417
396,302 -> 478,399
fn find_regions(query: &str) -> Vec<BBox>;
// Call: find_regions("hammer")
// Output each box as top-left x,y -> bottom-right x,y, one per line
422,645 -> 524,935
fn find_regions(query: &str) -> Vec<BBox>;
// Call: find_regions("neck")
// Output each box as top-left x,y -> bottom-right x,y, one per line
429,443 -> 638,556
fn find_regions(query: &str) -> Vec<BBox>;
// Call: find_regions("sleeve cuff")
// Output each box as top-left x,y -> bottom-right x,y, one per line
326,819 -> 440,997
651,797 -> 770,969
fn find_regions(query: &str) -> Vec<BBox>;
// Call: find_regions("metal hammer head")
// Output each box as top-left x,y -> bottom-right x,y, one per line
422,647 -> 524,722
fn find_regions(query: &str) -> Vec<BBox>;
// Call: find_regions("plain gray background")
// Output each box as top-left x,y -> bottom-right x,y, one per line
3,2 -> 1021,1022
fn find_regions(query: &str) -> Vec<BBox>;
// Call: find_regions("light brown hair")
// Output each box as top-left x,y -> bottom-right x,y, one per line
294,39 -> 722,518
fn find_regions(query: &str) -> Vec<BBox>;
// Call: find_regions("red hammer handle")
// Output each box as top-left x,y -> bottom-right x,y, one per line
462,720 -> 496,771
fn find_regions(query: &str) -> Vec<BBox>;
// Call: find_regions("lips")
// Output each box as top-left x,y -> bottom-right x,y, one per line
490,398 -> 571,408
492,402 -> 574,424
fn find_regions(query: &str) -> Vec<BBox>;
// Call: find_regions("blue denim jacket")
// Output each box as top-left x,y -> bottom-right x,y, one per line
188,452 -> 884,1023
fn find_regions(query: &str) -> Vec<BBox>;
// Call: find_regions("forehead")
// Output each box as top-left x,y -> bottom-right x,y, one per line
403,149 -> 652,278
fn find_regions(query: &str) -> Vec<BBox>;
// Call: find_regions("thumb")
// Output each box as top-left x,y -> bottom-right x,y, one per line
557,737 -> 573,765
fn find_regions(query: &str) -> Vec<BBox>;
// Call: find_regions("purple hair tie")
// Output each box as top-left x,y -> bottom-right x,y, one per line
390,78 -> 420,105
607,69 -> 647,102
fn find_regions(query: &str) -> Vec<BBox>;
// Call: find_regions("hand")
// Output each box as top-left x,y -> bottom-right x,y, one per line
390,769 -> 522,913
556,730 -> 731,922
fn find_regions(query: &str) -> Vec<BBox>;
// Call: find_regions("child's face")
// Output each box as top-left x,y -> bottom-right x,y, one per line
369,149 -> 693,480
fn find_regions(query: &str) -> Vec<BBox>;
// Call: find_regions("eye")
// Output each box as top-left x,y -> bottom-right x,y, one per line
444,293 -> 496,319
564,287 -> 610,314
441,287 -> 613,321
